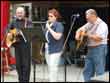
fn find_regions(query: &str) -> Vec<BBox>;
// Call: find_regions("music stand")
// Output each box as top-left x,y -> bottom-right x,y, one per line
21,27 -> 46,82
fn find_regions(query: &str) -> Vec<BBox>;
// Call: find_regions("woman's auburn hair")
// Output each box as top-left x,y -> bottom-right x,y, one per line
48,8 -> 62,21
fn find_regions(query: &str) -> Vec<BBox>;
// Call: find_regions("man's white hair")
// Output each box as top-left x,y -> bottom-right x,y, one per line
85,9 -> 97,16
16,7 -> 25,13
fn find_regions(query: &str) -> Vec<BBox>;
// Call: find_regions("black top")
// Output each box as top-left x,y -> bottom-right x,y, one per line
6,18 -> 32,44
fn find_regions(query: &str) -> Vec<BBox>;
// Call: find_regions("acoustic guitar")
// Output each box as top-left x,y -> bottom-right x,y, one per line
6,28 -> 18,47
76,30 -> 88,51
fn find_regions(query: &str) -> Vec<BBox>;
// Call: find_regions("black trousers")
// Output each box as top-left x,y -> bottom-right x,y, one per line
14,41 -> 31,82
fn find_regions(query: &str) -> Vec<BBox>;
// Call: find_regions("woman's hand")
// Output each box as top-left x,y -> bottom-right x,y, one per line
46,22 -> 62,40
46,22 -> 53,30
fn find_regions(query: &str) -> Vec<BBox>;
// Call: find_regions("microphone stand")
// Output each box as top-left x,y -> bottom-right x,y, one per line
63,15 -> 78,82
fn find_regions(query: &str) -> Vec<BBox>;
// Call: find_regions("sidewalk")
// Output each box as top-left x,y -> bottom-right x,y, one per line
1,64 -> 109,82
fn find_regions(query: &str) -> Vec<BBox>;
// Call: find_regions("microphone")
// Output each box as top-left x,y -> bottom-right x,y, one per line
73,13 -> 80,17
72,13 -> 80,18
71,13 -> 80,21
46,20 -> 53,28
46,20 -> 51,25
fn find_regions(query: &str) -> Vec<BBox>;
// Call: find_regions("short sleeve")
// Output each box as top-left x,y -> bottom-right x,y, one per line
82,22 -> 93,31
96,22 -> 108,39
55,22 -> 64,33
76,22 -> 91,33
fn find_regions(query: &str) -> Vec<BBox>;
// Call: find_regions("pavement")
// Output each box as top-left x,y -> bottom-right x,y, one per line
1,64 -> 109,82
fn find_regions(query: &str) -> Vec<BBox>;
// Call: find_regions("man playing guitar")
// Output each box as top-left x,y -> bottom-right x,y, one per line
75,9 -> 108,82
5,7 -> 32,82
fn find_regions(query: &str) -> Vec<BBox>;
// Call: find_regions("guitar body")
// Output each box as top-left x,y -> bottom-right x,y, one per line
6,28 -> 18,47
76,31 -> 88,51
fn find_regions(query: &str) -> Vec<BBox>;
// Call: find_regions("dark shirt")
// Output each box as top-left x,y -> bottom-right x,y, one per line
6,18 -> 32,44
45,21 -> 64,54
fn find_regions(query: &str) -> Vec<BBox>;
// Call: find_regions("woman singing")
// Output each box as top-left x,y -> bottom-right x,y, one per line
45,8 -> 64,82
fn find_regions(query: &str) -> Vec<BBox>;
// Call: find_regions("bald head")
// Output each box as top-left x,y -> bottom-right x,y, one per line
85,9 -> 98,23
16,7 -> 25,20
